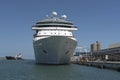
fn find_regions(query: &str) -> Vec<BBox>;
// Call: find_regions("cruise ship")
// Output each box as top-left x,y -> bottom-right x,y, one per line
32,12 -> 77,64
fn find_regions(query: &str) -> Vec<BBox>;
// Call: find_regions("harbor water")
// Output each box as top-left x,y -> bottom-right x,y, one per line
0,60 -> 120,80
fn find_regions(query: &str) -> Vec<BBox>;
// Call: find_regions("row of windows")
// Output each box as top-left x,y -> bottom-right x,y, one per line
38,32 -> 72,35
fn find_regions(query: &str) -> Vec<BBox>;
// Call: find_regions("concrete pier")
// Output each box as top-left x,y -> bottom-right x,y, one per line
77,61 -> 120,71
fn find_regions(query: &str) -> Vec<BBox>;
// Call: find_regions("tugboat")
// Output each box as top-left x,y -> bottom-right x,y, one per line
6,53 -> 22,60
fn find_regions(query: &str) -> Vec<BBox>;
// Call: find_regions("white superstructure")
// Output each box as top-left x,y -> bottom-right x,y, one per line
32,12 -> 78,64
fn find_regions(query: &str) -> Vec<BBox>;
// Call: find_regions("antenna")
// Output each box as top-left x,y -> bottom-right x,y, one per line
46,15 -> 49,18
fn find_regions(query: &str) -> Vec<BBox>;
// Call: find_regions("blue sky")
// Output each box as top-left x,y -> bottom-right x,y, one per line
0,0 -> 120,59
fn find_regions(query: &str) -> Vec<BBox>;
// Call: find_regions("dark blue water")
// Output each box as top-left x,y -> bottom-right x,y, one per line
0,60 -> 119,80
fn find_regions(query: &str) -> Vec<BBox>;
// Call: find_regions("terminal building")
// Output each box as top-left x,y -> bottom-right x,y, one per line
72,42 -> 120,62
91,42 -> 120,61
109,42 -> 120,48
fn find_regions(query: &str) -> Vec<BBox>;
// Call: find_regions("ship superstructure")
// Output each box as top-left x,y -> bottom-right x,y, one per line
32,12 -> 77,64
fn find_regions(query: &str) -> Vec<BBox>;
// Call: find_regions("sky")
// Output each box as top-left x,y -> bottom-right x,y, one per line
0,0 -> 120,59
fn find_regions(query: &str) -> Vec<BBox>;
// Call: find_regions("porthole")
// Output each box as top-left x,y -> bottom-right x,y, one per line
65,50 -> 70,54
43,50 -> 48,54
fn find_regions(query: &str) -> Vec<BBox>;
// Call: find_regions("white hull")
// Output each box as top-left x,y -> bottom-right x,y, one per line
33,36 -> 77,64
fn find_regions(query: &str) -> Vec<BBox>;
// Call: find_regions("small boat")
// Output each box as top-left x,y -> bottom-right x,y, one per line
6,53 -> 22,60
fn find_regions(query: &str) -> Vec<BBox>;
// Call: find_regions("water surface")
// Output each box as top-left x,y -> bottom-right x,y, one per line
0,60 -> 119,80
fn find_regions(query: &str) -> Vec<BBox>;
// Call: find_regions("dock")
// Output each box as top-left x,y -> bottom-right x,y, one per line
76,61 -> 120,71
72,42 -> 120,72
